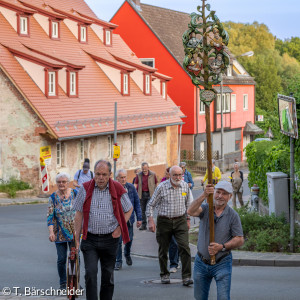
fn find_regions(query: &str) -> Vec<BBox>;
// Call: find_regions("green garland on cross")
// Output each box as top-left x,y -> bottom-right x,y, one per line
182,1 -> 230,106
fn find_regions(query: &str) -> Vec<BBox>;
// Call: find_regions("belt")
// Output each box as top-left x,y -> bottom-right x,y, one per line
158,214 -> 185,220
87,232 -> 112,238
197,251 -> 230,265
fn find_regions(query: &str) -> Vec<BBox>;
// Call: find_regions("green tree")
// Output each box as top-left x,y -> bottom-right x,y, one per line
276,37 -> 300,63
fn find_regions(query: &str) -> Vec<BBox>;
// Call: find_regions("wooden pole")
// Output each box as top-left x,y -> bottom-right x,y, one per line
205,105 -> 215,265
202,0 -> 215,265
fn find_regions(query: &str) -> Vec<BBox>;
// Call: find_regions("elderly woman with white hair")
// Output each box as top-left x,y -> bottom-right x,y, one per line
47,172 -> 78,290
230,162 -> 244,208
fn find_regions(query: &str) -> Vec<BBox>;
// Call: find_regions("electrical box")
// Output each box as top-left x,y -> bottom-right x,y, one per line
266,172 -> 289,222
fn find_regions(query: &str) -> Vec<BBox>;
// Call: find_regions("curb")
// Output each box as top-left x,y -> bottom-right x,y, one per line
0,199 -> 48,206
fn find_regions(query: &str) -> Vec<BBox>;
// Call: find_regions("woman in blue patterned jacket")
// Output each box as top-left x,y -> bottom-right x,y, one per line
47,172 -> 77,290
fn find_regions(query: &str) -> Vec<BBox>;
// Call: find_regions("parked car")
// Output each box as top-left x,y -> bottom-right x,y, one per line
254,138 -> 272,142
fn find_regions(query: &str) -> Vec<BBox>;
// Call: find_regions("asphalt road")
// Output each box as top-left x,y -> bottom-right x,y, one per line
1,204 -> 300,300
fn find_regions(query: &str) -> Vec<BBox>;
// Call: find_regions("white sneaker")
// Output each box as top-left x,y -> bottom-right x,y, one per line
176,265 -> 181,269
169,267 -> 177,273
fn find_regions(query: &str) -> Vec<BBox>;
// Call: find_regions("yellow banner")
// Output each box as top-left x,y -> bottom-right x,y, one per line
40,146 -> 52,160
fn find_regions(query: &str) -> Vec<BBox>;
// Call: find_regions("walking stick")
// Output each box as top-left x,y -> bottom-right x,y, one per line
67,226 -> 80,299
182,0 -> 230,265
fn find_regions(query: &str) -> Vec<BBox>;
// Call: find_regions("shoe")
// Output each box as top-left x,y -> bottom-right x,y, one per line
161,274 -> 170,284
139,226 -> 147,231
176,265 -> 181,270
59,284 -> 66,291
114,262 -> 122,271
182,278 -> 193,286
125,256 -> 132,266
169,267 -> 177,273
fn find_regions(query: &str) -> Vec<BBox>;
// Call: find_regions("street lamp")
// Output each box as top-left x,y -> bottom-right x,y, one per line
220,50 -> 254,172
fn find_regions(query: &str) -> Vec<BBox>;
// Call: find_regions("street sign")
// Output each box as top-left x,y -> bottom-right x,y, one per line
40,146 -> 52,165
113,145 -> 120,159
256,115 -> 264,122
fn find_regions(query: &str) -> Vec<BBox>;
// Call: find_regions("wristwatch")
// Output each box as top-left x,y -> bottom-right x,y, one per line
221,243 -> 226,252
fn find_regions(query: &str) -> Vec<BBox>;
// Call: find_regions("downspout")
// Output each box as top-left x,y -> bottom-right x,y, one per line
178,124 -> 183,164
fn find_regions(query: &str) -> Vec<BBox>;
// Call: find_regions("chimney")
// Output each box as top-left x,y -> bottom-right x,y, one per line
130,0 -> 141,11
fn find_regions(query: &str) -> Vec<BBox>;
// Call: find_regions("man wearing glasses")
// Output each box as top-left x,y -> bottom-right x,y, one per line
146,165 -> 193,286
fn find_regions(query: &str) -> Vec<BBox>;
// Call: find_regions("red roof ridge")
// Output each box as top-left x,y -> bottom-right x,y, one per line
49,6 -> 92,25
18,0 -> 65,19
0,0 -> 35,14
23,44 -> 85,70
1,42 -> 65,68
111,54 -> 157,73
85,50 -> 136,72
76,11 -> 118,29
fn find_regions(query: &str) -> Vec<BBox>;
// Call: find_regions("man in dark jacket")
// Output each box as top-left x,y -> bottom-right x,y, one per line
115,169 -> 142,270
134,162 -> 158,230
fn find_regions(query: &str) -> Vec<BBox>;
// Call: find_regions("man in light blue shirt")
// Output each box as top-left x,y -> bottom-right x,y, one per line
73,160 -> 94,191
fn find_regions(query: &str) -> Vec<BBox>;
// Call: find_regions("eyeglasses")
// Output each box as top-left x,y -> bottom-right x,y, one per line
57,181 -> 68,184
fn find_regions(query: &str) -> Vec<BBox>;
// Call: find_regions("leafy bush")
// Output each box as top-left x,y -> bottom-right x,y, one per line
245,140 -> 290,205
0,178 -> 31,198
237,207 -> 300,253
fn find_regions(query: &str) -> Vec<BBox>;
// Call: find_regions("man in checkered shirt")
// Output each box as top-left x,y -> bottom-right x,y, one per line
73,160 -> 133,300
146,165 -> 193,286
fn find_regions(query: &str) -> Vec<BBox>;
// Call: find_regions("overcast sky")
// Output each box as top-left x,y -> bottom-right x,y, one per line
84,0 -> 299,40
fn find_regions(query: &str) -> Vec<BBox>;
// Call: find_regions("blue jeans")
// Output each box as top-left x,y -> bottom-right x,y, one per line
55,242 -> 71,286
116,223 -> 134,263
169,235 -> 179,268
193,253 -> 232,300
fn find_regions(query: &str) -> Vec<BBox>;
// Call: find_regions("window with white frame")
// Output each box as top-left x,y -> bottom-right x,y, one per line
106,30 -> 111,45
123,73 -> 129,95
56,142 -> 61,166
150,129 -> 157,144
140,58 -> 155,68
20,16 -> 28,35
52,21 -> 59,38
107,135 -> 112,158
161,81 -> 166,99
216,94 -> 230,113
130,132 -> 137,154
243,94 -> 248,110
70,72 -> 76,96
145,74 -> 150,94
231,94 -> 236,112
80,139 -> 84,162
80,26 -> 87,42
200,99 -> 205,114
225,94 -> 230,112
48,71 -> 56,96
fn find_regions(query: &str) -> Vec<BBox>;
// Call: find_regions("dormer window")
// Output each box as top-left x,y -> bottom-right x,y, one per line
144,73 -> 151,95
79,25 -> 88,43
104,29 -> 112,46
121,72 -> 130,96
45,69 -> 58,98
50,20 -> 60,40
17,15 -> 30,36
161,81 -> 167,99
67,70 -> 78,97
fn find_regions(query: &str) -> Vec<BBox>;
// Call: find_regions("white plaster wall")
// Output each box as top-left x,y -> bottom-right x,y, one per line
15,57 -> 45,93
152,78 -> 161,94
96,62 -> 121,92
0,6 -> 17,31
130,69 -> 143,91
34,14 -> 49,36
58,68 -> 67,94
63,19 -> 78,39
91,24 -> 104,42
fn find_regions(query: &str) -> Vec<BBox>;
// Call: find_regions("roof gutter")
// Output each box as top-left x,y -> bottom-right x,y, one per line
57,122 -> 185,141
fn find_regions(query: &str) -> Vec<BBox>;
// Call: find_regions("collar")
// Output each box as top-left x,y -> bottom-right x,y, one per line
95,182 -> 109,191
166,179 -> 183,189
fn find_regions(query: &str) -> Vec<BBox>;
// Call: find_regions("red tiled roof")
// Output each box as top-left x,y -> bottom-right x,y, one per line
0,0 -> 184,140
0,0 -> 35,14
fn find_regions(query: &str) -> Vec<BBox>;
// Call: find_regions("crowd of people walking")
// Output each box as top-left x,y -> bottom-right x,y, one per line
46,158 -> 245,300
